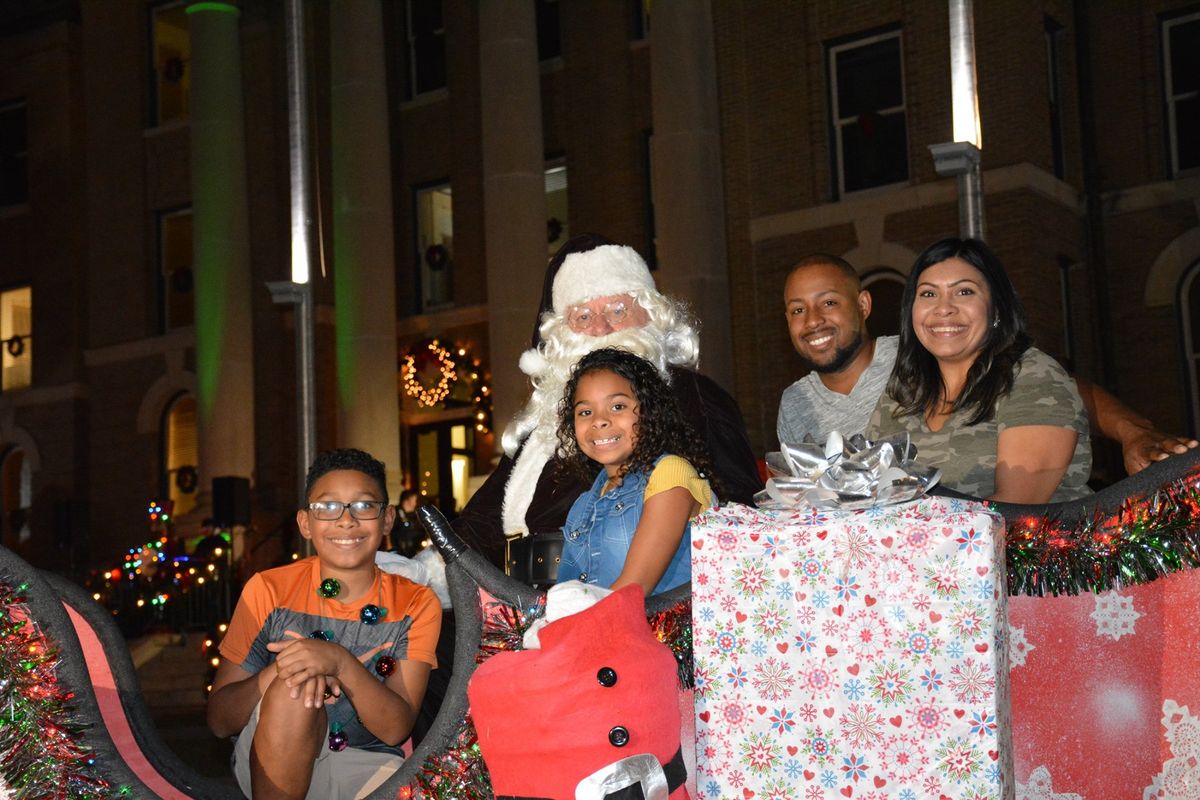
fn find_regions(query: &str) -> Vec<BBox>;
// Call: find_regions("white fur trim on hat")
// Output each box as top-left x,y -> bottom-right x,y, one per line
551,245 -> 655,313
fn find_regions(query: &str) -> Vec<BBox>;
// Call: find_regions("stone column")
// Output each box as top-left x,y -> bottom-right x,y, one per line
478,2 -> 547,448
650,0 -> 734,390
330,0 -> 402,498
187,1 -> 256,490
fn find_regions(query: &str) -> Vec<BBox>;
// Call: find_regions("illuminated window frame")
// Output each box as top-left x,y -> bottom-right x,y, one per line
149,1 -> 191,127
0,287 -> 32,393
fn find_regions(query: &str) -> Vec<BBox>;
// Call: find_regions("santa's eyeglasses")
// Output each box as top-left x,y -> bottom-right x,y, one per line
566,300 -> 632,332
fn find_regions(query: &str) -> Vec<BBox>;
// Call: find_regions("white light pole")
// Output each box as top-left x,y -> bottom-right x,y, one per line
929,0 -> 985,240
268,0 -> 317,551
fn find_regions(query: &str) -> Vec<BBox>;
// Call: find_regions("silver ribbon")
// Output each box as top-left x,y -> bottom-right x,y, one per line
575,753 -> 669,800
756,432 -> 940,510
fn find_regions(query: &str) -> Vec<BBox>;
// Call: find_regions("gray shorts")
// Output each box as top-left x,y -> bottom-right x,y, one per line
232,700 -> 403,800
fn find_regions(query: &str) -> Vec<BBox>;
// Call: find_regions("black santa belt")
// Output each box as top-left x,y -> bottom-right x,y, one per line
497,747 -> 687,800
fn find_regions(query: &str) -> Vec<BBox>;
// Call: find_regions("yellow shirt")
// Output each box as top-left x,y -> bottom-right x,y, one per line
643,455 -> 714,517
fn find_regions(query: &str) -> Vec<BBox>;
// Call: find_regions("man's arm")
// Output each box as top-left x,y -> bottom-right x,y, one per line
1076,378 -> 1198,475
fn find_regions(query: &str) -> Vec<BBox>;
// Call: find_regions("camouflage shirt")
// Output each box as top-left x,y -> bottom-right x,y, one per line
867,347 -> 1092,501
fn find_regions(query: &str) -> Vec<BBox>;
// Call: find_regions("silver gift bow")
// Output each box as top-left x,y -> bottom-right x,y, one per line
756,431 -> 941,510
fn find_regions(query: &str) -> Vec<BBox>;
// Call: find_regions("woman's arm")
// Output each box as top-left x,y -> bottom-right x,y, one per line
611,486 -> 698,595
992,425 -> 1079,504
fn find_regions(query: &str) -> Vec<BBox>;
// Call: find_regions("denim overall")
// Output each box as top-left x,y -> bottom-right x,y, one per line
557,456 -> 693,595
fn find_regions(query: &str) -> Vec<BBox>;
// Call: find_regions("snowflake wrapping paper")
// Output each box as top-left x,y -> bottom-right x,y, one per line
1008,568 -> 1200,799
691,497 -> 1015,800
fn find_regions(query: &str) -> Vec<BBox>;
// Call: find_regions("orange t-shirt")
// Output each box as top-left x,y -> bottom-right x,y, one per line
219,556 -> 441,752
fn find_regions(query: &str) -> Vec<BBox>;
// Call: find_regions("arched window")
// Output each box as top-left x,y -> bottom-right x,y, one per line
1178,259 -> 1200,436
0,448 -> 31,546
162,393 -> 198,516
862,268 -> 906,339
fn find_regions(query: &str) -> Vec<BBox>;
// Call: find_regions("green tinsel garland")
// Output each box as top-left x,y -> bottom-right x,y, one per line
1006,470 -> 1200,596
0,577 -> 117,799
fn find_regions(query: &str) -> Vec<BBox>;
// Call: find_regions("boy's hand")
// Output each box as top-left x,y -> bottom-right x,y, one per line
289,674 -> 343,709
267,639 -> 349,705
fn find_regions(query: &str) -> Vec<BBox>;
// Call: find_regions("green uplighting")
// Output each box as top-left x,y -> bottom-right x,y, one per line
185,2 -> 240,16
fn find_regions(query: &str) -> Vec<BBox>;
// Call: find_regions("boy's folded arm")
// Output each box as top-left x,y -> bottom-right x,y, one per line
207,657 -> 275,738
337,655 -> 432,746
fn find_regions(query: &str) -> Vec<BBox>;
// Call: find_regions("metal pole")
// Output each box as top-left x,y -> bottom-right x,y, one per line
283,0 -> 317,553
949,0 -> 985,240
930,0 -> 985,240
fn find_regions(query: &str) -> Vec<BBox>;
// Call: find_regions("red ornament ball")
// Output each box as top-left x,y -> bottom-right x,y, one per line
375,655 -> 397,677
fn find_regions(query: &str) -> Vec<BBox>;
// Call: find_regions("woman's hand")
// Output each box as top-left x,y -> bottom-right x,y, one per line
993,425 -> 1078,504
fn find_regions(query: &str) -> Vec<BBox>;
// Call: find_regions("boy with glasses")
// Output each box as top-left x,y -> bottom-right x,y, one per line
208,448 -> 441,799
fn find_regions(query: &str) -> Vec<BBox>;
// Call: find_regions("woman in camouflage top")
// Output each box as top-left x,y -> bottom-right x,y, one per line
868,237 -> 1090,503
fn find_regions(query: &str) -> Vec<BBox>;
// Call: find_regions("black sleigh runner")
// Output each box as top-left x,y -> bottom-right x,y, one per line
1,448 -> 1199,798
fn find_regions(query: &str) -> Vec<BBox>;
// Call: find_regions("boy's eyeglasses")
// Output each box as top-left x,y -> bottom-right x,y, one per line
306,500 -> 387,521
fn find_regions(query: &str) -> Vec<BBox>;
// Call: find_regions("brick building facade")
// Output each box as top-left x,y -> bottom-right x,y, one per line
0,0 -> 1196,574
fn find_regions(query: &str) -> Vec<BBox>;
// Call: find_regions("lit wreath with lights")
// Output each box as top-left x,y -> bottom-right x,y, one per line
403,340 -> 459,407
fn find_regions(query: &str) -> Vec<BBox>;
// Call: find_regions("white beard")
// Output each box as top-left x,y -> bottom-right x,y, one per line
499,322 -> 678,536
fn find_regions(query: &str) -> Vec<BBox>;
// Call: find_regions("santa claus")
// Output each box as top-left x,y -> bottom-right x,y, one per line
452,233 -> 762,570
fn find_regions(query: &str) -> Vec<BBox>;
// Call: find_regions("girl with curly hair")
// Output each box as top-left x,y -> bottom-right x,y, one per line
554,348 -> 717,595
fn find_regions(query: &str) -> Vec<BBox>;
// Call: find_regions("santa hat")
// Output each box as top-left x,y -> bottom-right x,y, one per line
467,585 -> 689,800
531,234 -> 656,348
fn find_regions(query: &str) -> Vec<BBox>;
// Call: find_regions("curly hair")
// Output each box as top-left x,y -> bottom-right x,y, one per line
304,448 -> 389,506
887,237 -> 1033,425
555,348 -> 718,494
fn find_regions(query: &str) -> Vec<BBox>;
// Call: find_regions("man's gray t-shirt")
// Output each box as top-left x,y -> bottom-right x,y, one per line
776,335 -> 898,445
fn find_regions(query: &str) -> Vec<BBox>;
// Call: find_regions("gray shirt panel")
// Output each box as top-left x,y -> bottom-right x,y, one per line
776,335 -> 898,445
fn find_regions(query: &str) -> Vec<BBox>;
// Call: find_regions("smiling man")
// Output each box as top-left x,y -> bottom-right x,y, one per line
777,254 -> 898,444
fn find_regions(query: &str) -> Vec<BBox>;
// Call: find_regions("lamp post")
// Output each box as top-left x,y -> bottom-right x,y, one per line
268,0 -> 317,554
929,0 -> 985,240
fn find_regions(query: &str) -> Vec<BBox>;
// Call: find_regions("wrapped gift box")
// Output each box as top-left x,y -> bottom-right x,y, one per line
691,497 -> 1014,800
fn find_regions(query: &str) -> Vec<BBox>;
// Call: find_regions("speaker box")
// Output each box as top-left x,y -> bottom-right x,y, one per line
212,476 -> 251,527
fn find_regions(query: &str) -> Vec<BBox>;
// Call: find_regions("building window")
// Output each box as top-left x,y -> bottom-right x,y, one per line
0,448 -> 31,547
536,0 -> 562,62
0,287 -> 31,392
158,208 -> 193,332
408,421 -> 474,518
415,182 -> 453,311
545,164 -> 569,254
150,2 -> 191,126
405,0 -> 446,99
1164,11 -> 1200,175
0,101 -> 28,208
1045,17 -> 1066,179
827,29 -> 908,197
162,394 -> 198,518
